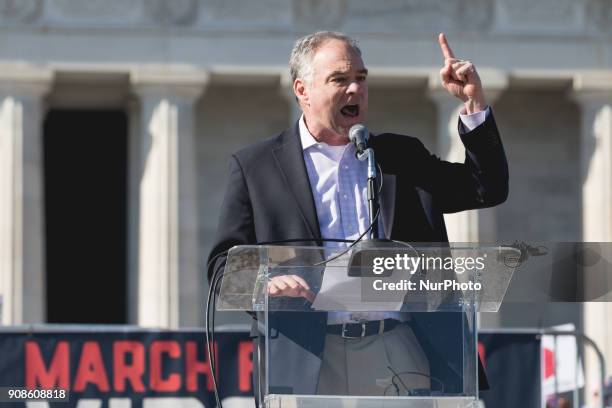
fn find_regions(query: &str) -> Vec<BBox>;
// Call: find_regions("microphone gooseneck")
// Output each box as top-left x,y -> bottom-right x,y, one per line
349,123 -> 380,239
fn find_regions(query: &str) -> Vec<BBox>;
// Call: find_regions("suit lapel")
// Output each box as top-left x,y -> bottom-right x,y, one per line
272,123 -> 322,241
380,172 -> 396,239
271,124 -> 400,242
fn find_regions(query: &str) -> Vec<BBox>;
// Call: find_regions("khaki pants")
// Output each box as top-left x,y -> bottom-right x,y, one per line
316,323 -> 430,396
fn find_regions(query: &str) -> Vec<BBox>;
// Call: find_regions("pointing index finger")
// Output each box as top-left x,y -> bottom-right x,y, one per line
438,33 -> 455,59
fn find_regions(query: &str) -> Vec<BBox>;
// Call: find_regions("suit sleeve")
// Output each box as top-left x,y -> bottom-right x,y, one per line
418,109 -> 509,213
207,154 -> 256,284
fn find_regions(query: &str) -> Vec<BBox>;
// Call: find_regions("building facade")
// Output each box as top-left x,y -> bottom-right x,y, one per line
0,0 -> 611,403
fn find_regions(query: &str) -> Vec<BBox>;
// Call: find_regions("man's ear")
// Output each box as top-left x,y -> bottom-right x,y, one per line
293,78 -> 308,107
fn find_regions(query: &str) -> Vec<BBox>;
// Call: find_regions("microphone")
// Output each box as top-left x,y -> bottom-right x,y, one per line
349,122 -> 379,239
349,124 -> 369,155
497,241 -> 549,267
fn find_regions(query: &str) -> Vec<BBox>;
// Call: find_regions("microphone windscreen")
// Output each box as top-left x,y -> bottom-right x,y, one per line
349,123 -> 368,144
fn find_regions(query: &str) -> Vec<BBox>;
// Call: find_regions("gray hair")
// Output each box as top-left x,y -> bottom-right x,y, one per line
289,31 -> 361,83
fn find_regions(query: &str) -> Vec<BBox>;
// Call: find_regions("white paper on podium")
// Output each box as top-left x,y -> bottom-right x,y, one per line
310,251 -> 406,311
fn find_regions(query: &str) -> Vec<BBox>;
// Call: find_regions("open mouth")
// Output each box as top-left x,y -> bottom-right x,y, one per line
340,104 -> 360,118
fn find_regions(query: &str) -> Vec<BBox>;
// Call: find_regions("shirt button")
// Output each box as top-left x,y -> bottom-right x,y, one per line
343,194 -> 348,199
317,144 -> 322,149
343,165 -> 349,170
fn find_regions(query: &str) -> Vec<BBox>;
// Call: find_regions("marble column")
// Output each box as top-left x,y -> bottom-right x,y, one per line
0,67 -> 52,324
131,69 -> 208,328
428,71 -> 507,243
572,72 -> 612,407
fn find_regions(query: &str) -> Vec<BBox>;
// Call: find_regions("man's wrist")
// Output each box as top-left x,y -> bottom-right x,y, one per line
463,96 -> 487,115
459,106 -> 489,132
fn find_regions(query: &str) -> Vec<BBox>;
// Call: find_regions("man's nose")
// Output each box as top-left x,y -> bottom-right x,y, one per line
346,80 -> 362,94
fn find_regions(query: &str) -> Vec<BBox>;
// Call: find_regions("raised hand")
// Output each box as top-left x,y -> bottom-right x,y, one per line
438,33 -> 486,114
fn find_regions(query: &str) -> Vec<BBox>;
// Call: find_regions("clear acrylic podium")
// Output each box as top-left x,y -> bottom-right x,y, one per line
217,243 -> 519,408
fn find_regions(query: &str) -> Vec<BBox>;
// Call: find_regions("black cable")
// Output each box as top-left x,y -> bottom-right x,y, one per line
387,365 -> 411,395
313,163 -> 386,267
313,208 -> 380,266
386,365 -> 445,396
206,252 -> 227,408
211,268 -> 228,405
257,238 -> 353,245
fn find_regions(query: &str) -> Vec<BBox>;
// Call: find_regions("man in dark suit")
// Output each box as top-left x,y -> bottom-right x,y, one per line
208,31 -> 507,399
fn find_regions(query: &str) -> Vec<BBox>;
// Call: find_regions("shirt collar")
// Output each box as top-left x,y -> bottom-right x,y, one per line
298,114 -> 319,151
298,114 -> 353,154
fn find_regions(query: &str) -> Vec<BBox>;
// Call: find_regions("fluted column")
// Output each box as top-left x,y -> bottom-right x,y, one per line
428,71 -> 507,243
573,77 -> 612,243
572,72 -> 612,408
131,69 -> 208,328
0,66 -> 52,324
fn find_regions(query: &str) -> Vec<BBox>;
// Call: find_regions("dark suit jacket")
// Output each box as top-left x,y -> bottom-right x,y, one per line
208,111 -> 508,394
